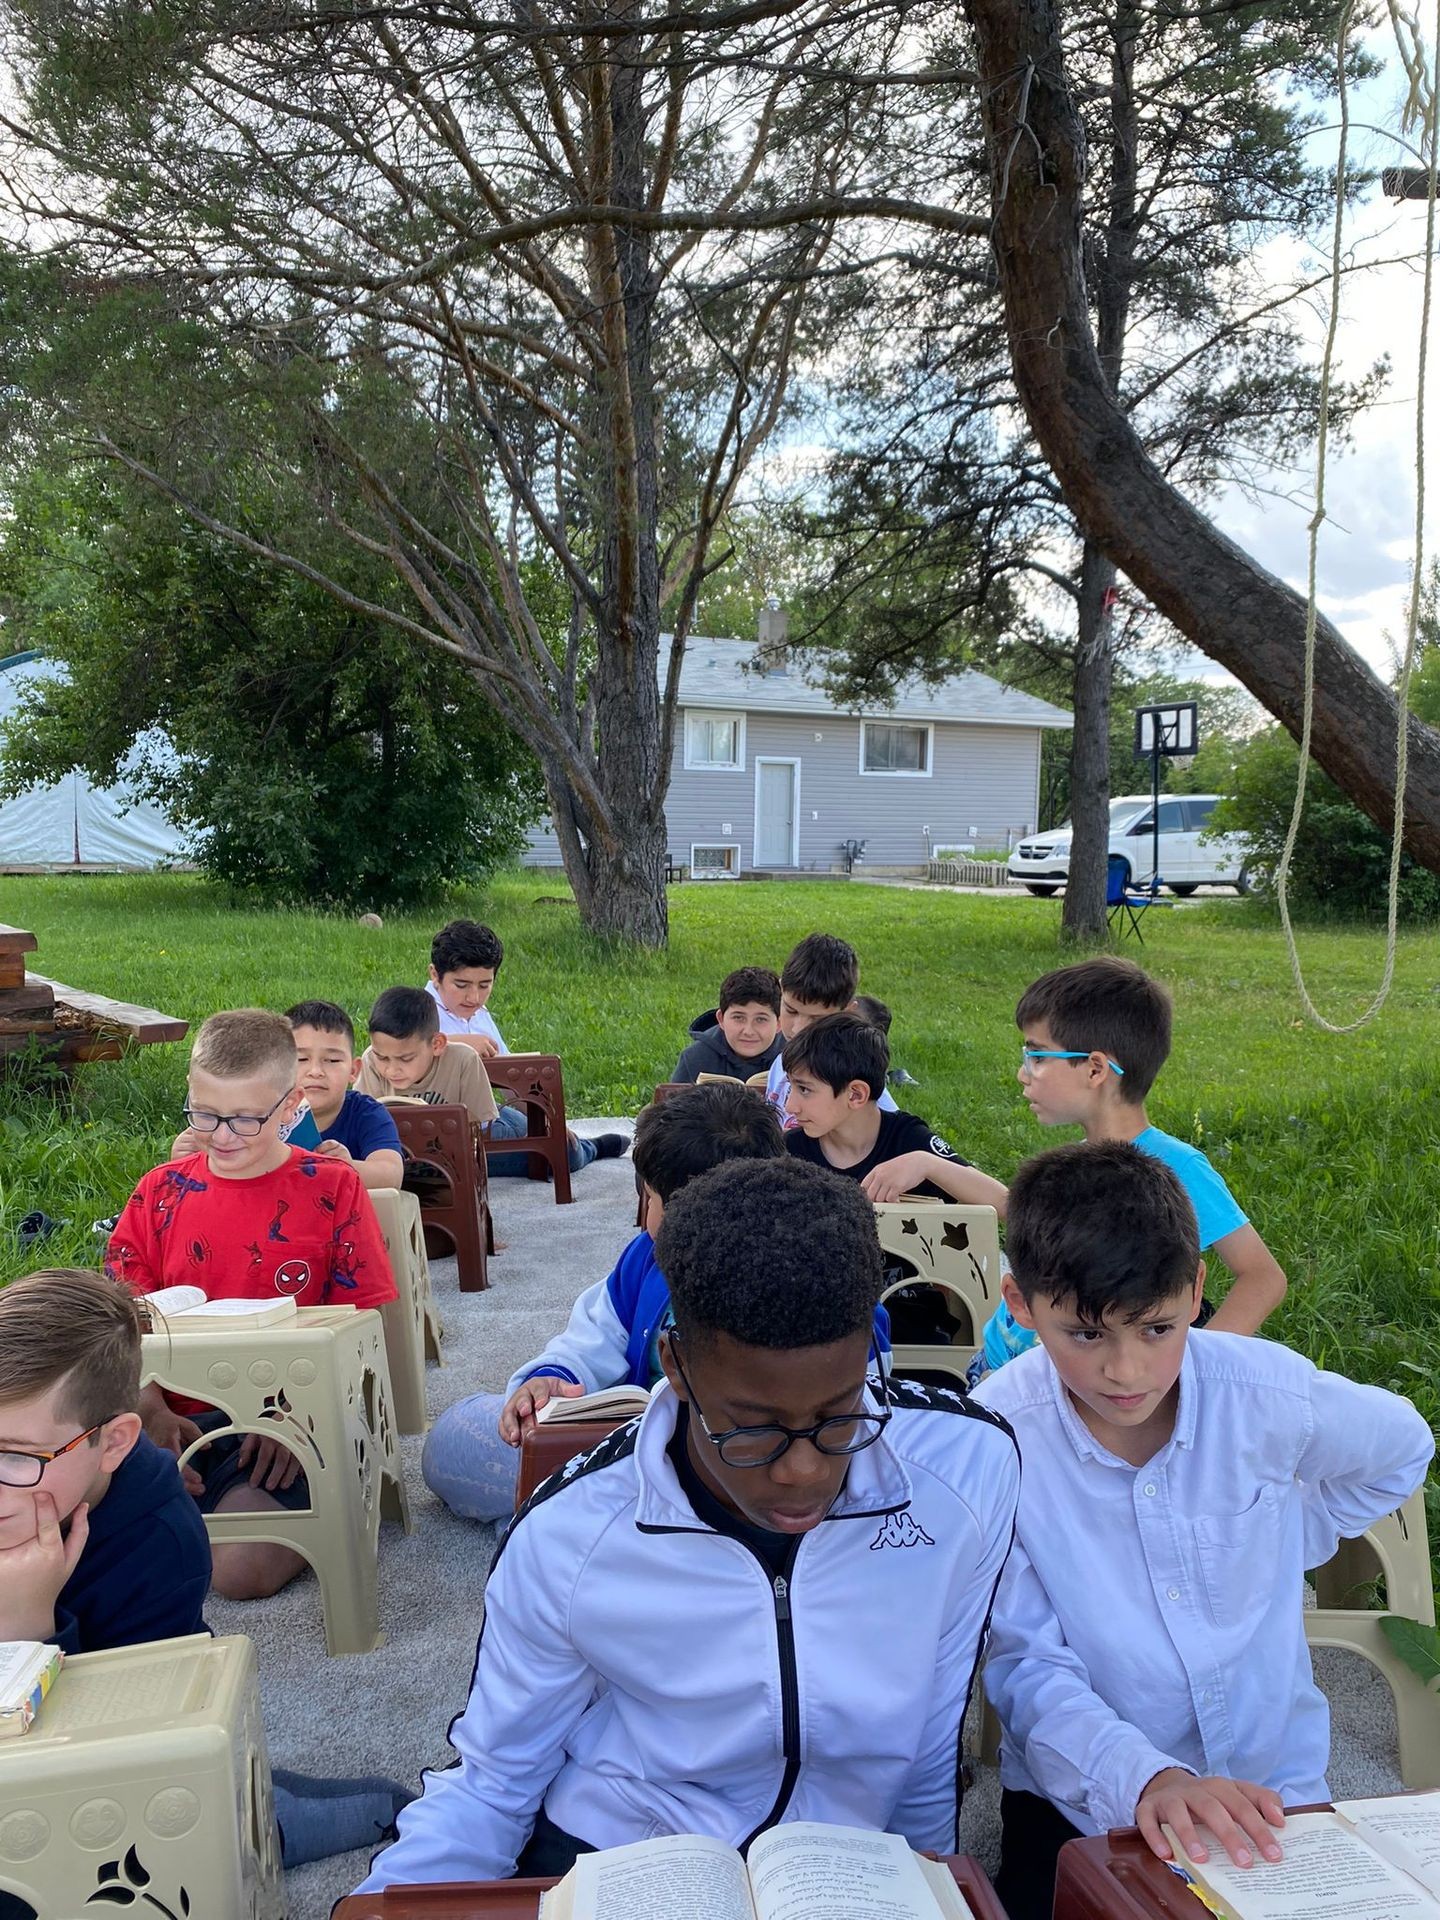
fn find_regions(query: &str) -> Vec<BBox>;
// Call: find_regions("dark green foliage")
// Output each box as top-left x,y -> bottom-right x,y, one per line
0,464 -> 543,909
1213,729 -> 1440,922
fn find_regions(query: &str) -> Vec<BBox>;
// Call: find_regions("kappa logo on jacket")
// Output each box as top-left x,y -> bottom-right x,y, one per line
869,1511 -> 935,1550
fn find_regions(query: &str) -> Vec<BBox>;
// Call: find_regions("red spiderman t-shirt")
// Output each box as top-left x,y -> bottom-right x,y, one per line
105,1148 -> 396,1310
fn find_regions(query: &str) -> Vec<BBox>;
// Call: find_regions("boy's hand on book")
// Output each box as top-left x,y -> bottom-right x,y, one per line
0,1490 -> 89,1640
1137,1769 -> 1285,1868
500,1376 -> 586,1444
237,1432 -> 304,1492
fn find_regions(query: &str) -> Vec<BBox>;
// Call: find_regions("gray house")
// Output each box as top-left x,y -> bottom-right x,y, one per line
523,636 -> 1072,876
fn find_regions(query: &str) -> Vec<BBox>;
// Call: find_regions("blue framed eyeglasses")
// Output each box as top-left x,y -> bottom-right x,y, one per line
1019,1047 -> 1125,1077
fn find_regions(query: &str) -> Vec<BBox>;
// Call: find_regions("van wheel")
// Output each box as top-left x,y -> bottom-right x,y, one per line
1235,867 -> 1253,895
1025,884 -> 1060,897
1169,883 -> 1198,897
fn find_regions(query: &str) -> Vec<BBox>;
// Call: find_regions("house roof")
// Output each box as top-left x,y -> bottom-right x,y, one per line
673,638 -> 1072,730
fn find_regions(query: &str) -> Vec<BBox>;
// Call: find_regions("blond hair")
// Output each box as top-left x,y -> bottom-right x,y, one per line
0,1269 -> 144,1427
190,1008 -> 296,1089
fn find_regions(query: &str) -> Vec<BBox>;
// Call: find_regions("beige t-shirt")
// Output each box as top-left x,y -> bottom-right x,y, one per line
357,1040 -> 499,1127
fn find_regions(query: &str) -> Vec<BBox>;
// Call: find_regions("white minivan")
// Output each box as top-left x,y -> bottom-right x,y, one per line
1007,794 -> 1251,897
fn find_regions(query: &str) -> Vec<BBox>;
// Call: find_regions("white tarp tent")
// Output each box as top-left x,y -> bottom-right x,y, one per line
0,652 -> 188,868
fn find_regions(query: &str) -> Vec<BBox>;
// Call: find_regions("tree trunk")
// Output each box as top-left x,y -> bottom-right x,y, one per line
1062,541 -> 1117,940
963,0 -> 1440,867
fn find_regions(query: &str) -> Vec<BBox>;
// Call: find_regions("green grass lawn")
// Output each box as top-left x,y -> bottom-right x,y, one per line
3,869 -> 1437,1488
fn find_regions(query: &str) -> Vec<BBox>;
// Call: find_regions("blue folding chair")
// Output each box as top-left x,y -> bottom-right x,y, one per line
1106,854 -> 1171,943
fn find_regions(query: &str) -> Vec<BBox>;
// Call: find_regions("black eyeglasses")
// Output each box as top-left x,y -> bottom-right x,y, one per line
670,1340 -> 890,1468
181,1087 -> 293,1137
0,1421 -> 114,1489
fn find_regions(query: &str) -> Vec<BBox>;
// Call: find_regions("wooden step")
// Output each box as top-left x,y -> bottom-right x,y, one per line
0,978 -> 57,1019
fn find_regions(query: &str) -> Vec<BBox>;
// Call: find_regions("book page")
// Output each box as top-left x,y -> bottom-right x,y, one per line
560,1833 -> 758,1920
1338,1793 -> 1440,1900
1169,1812 -> 1440,1920
536,1386 -> 651,1424
143,1285 -> 209,1316
747,1822 -> 967,1920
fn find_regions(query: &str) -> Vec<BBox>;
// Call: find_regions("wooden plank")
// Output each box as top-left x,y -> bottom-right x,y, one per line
0,925 -> 38,958
0,954 -> 26,989
30,975 -> 189,1044
0,980 -> 56,1018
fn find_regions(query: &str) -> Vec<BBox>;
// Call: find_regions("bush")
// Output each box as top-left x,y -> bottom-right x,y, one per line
1213,729 -> 1440,921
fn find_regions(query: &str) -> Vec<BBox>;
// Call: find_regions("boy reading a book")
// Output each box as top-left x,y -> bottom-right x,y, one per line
423,920 -> 625,1170
106,1008 -> 396,1601
762,931 -> 899,1126
672,965 -> 784,1083
421,1079 -> 802,1522
973,1141 -> 1433,1920
356,985 -> 502,1128
355,1155 -> 1018,1893
284,999 -> 403,1190
783,1012 -> 1007,1209
975,956 -> 1287,1377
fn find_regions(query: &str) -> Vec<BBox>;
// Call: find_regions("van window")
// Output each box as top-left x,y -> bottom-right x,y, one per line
1184,798 -> 1217,829
1128,800 -> 1186,835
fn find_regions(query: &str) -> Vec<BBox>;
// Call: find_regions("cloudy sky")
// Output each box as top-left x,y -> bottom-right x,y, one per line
1209,29 -> 1440,683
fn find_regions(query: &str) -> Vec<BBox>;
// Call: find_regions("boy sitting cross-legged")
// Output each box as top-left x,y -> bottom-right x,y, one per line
784,1012 -> 1008,1210
420,1079 -> 886,1523
106,1008 -> 396,1601
285,999 -> 403,1190
423,919 -> 625,1170
763,930 -> 899,1126
977,956 -> 1287,1377
672,965 -> 784,1083
355,1156 -> 1019,1892
973,1142 -> 1434,1920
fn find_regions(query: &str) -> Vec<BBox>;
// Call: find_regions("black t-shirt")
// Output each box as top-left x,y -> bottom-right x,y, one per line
667,1407 -> 795,1579
785,1108 -> 968,1199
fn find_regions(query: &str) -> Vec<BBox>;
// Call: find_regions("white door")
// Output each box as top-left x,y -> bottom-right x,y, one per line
755,759 -> 798,867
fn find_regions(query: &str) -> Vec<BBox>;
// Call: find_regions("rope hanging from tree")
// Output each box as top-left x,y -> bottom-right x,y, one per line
1276,0 -> 1439,1032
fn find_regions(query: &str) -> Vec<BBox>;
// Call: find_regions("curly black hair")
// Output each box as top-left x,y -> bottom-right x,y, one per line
632,1082 -> 783,1202
1006,1140 -> 1199,1323
431,919 -> 504,975
656,1157 -> 883,1350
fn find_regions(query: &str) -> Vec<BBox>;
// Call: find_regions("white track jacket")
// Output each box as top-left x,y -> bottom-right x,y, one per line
357,1376 -> 1019,1891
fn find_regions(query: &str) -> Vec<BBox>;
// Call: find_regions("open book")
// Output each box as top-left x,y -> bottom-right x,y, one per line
1167,1794 -> 1440,1919
696,1071 -> 773,1090
537,1822 -> 975,1920
141,1286 -> 298,1330
535,1384 -> 652,1426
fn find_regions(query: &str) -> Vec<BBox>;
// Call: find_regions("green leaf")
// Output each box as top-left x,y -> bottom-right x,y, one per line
1380,1615 -> 1440,1685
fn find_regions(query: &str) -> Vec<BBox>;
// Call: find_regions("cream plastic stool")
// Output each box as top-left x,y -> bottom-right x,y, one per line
1306,1487 -> 1440,1787
369,1186 -> 444,1436
142,1307 -> 410,1656
0,1634 -> 282,1920
874,1199 -> 1000,1385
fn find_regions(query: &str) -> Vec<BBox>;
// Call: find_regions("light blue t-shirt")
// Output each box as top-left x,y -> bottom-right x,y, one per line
980,1125 -> 1248,1372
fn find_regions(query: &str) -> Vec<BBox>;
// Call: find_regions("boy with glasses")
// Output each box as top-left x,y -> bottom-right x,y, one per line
355,1156 -> 1020,1892
106,1008 -> 394,1599
975,957 -> 1286,1378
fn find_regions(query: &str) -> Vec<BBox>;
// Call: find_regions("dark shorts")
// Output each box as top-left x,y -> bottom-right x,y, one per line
190,1408 -> 312,1515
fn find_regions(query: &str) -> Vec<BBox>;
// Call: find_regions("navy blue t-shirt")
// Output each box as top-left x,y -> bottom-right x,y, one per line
52,1433 -> 211,1654
321,1088 -> 403,1161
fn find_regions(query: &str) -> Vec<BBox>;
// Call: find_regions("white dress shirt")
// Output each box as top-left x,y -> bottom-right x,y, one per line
424,979 -> 509,1052
973,1331 -> 1433,1835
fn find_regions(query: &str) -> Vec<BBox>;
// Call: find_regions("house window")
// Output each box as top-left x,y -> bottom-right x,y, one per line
860,721 -> 932,776
684,711 -> 745,771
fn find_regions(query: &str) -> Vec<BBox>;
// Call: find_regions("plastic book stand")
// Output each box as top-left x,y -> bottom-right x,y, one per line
485,1053 -> 574,1204
142,1307 -> 410,1656
872,1198 -> 1002,1383
368,1186 -> 444,1436
388,1101 -> 494,1292
0,1633 -> 282,1920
